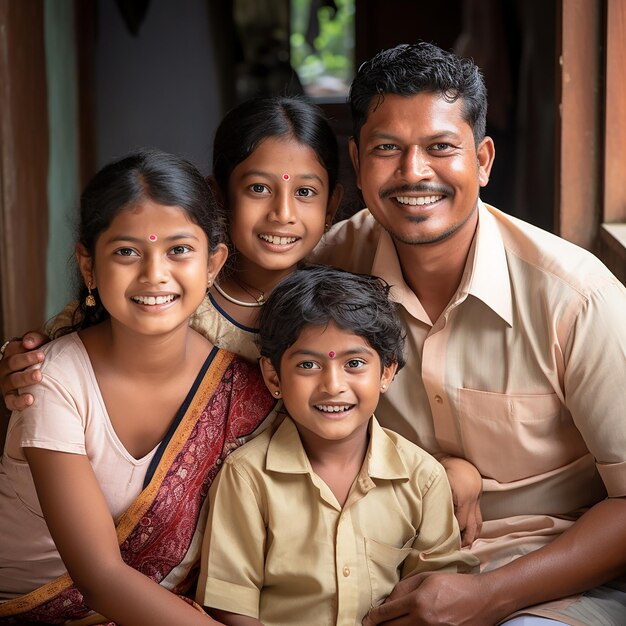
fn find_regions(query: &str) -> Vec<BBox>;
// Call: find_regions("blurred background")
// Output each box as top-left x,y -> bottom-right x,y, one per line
0,0 -> 624,338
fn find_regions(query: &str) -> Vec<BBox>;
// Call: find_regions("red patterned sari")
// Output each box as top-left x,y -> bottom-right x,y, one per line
0,349 -> 277,625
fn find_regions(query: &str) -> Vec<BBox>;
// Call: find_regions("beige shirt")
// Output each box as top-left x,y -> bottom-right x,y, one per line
198,416 -> 476,625
190,294 -> 260,361
313,203 -> 626,569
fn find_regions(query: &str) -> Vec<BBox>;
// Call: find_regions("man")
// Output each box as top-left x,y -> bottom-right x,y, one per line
311,42 -> 626,626
2,42 -> 626,625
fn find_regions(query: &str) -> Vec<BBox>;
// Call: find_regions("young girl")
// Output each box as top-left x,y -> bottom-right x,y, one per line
198,266 -> 478,625
0,96 -> 342,387
0,149 -> 277,625
193,95 -> 342,360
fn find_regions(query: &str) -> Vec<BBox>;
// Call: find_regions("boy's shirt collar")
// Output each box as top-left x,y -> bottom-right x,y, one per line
266,415 -> 410,482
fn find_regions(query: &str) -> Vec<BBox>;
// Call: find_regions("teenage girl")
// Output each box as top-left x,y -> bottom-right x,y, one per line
0,149 -> 276,625
194,96 -> 342,360
0,96 -> 342,391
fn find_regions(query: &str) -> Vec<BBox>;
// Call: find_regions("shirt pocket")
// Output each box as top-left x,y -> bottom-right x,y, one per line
365,535 -> 415,608
458,388 -> 587,482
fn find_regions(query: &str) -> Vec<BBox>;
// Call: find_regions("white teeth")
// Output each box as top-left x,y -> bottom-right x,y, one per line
315,404 -> 352,413
132,294 -> 176,305
259,234 -> 298,245
395,195 -> 443,206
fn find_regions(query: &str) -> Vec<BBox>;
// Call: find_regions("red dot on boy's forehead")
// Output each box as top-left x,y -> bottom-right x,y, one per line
282,173 -> 290,180
328,351 -> 335,358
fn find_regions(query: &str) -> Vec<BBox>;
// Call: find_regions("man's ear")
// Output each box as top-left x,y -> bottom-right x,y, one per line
259,356 -> 281,398
75,243 -> 95,288
477,136 -> 495,187
348,138 -> 362,190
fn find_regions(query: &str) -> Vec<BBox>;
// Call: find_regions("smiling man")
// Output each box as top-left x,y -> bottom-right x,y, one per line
313,42 -> 626,626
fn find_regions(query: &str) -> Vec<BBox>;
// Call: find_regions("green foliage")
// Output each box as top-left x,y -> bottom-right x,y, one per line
290,0 -> 354,93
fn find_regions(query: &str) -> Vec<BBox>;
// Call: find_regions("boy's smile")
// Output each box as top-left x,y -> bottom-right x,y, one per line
261,322 -> 396,452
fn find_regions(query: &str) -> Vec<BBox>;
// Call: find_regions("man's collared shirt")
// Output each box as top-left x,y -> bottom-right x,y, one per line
313,202 -> 626,544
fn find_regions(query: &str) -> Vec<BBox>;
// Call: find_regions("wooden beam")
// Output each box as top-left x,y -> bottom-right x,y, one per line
555,0 -> 603,250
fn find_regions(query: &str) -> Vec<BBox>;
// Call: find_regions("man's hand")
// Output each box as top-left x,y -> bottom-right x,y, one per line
0,332 -> 49,411
362,571 -> 493,626
439,456 -> 483,546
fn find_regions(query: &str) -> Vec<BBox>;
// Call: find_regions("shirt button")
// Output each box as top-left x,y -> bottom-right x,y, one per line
216,458 -> 222,465
434,394 -> 443,404
343,566 -> 350,577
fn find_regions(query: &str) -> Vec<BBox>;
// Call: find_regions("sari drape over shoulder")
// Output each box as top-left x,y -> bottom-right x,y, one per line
0,349 -> 277,625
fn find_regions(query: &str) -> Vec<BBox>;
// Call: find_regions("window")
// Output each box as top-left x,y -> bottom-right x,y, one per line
290,0 -> 355,100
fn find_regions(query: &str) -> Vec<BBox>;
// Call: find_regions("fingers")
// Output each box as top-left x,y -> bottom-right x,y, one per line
460,502 -> 483,547
0,335 -> 46,411
21,332 -> 49,350
5,391 -> 35,412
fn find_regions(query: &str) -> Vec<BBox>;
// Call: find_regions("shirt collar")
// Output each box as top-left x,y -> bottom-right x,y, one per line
369,202 -> 513,327
266,416 -> 410,482
462,202 -> 513,326
370,229 -> 431,324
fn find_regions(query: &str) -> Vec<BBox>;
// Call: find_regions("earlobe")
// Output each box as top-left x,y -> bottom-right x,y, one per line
348,138 -> 362,190
75,243 -> 95,288
380,361 -> 398,393
477,136 -> 495,187
326,184 -> 344,229
259,357 -> 281,397
207,243 -> 228,283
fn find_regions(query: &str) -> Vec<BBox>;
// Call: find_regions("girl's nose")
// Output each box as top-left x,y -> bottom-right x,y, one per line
140,254 -> 168,284
269,192 -> 297,224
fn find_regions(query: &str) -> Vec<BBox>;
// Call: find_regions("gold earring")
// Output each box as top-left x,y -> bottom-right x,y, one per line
85,281 -> 96,307
274,390 -> 281,397
381,384 -> 387,391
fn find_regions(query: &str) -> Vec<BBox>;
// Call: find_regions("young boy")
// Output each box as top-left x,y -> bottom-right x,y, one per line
197,266 -> 477,625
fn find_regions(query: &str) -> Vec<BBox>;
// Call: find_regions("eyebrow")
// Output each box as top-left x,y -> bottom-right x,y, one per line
105,233 -> 201,244
368,130 -> 461,143
240,169 -> 325,186
287,346 -> 373,359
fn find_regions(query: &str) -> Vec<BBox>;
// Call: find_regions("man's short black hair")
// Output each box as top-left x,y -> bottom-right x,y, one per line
349,41 -> 488,146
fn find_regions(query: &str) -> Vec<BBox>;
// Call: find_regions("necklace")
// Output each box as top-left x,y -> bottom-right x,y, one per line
214,282 -> 265,307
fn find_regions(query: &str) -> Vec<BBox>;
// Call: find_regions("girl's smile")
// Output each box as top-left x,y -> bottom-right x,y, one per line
227,136 -> 337,278
78,200 -> 226,338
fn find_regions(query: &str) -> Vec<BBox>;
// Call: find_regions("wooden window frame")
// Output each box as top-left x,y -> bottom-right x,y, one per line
558,0 -> 626,283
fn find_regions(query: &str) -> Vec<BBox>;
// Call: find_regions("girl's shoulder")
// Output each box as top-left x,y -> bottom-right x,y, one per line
38,332 -> 90,375
190,295 -> 260,362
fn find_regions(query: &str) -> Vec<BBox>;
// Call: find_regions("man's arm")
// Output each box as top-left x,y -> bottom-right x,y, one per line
364,497 -> 626,626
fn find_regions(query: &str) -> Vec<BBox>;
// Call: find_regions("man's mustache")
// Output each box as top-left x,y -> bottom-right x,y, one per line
379,183 -> 454,199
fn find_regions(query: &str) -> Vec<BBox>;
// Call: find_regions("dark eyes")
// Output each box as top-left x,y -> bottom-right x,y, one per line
249,184 -> 316,197
115,248 -> 138,257
297,361 -> 319,369
376,144 -> 398,151
346,359 -> 365,368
